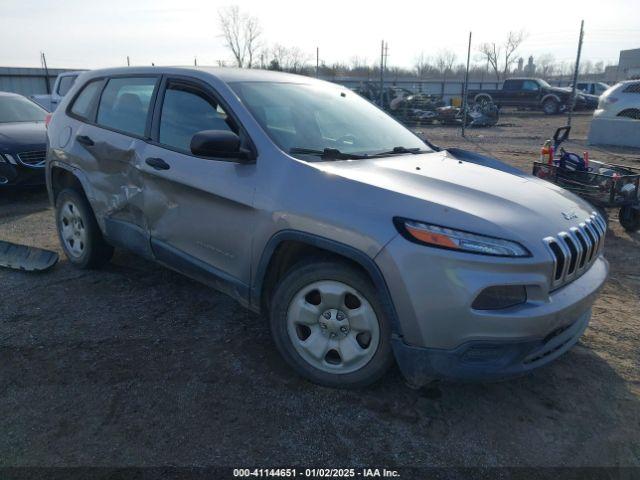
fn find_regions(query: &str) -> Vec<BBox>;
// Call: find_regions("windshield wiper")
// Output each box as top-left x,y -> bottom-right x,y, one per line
370,146 -> 429,157
289,147 -> 368,160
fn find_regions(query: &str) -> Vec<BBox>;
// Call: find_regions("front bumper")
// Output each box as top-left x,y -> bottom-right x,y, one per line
376,234 -> 609,384
0,162 -> 45,187
392,308 -> 591,384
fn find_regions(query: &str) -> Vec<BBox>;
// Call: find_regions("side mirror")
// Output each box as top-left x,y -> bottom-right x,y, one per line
190,130 -> 253,161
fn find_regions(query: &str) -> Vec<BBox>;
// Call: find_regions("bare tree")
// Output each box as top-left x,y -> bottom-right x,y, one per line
581,60 -> 594,76
537,53 -> 556,78
265,44 -> 311,73
478,30 -> 526,81
218,6 -> 262,68
435,50 -> 456,75
594,61 -> 605,74
478,42 -> 501,81
503,31 -> 525,77
413,52 -> 432,78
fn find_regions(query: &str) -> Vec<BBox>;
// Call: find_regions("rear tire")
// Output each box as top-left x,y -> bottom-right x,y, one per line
55,188 -> 113,268
475,95 -> 492,109
542,98 -> 559,115
619,206 -> 640,232
269,260 -> 393,388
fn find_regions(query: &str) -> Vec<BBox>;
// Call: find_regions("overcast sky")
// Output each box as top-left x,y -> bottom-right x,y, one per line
1,0 -> 639,70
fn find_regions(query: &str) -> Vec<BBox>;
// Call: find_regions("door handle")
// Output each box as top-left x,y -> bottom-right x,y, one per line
76,135 -> 94,147
145,157 -> 170,170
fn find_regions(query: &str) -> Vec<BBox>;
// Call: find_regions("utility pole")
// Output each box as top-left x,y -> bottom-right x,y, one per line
316,47 -> 319,78
379,40 -> 388,108
41,52 -> 50,94
568,20 -> 584,127
126,56 -> 130,66
461,32 -> 472,138
194,57 -> 198,67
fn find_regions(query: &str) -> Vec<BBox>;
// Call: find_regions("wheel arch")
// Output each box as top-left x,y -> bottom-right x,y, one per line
474,93 -> 493,103
253,230 -> 402,336
49,162 -> 94,206
541,93 -> 561,105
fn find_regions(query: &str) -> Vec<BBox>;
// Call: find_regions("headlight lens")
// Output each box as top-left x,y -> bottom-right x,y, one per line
0,154 -> 6,163
395,218 -> 530,257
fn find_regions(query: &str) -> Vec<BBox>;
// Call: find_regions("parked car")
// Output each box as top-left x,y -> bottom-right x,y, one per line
574,81 -> 610,97
0,91 -> 48,187
468,78 -> 597,114
46,67 -> 609,388
31,71 -> 84,112
588,80 -> 640,148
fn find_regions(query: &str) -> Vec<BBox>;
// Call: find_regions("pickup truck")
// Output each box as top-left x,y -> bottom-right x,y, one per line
467,78 -> 597,114
574,81 -> 610,97
31,71 -> 84,112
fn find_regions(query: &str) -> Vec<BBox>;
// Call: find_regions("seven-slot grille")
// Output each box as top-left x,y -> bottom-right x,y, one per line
544,212 -> 606,289
16,150 -> 46,168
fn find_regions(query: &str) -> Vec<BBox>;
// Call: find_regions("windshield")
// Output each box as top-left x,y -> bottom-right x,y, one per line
538,79 -> 551,88
229,81 -> 429,158
0,95 -> 47,123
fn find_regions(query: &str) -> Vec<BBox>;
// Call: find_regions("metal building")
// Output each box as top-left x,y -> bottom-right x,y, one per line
0,67 -> 76,96
618,48 -> 640,79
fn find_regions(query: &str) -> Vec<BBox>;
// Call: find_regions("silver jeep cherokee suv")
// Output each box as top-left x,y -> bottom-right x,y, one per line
46,67 -> 609,388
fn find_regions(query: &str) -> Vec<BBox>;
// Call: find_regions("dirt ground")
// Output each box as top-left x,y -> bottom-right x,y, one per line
0,112 -> 639,469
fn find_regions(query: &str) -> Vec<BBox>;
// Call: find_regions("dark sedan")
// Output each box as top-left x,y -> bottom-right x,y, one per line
0,92 -> 48,187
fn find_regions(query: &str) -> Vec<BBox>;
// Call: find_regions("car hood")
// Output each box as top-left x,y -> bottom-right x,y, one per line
0,122 -> 47,153
313,150 -> 596,243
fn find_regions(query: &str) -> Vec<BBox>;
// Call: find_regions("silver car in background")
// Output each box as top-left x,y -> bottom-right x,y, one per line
46,67 -> 609,388
589,80 -> 640,148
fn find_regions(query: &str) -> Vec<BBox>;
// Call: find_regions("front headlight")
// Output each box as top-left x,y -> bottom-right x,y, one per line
394,218 -> 530,257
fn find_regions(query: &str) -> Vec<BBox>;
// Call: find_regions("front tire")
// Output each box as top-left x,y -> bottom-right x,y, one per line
542,98 -> 559,115
269,261 -> 393,388
55,188 -> 114,268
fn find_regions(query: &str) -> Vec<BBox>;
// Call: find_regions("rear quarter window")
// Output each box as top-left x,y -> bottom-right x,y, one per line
69,80 -> 104,120
96,77 -> 157,137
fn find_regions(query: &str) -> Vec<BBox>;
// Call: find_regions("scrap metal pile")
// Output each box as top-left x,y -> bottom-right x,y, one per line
353,82 -> 499,127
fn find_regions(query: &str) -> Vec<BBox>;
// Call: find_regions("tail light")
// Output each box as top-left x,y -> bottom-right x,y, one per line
45,113 -> 52,128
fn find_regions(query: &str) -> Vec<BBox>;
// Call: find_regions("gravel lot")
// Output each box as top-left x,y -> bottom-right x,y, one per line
0,112 -> 639,469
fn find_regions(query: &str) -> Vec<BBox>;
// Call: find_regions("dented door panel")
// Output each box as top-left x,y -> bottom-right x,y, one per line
71,123 -> 153,256
139,143 -> 257,287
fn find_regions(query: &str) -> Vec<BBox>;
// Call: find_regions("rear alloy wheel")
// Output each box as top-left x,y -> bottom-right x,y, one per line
269,261 -> 393,388
542,98 -> 559,115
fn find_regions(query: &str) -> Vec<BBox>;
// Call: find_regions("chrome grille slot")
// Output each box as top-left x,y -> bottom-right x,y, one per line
560,233 -> 578,276
572,227 -> 588,269
544,212 -> 606,289
16,150 -> 46,168
581,223 -> 597,263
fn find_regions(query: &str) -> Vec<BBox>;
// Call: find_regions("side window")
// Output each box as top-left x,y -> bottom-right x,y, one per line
97,77 -> 157,137
159,83 -> 236,152
503,80 -> 521,91
69,80 -> 104,120
522,80 -> 539,91
57,75 -> 77,96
